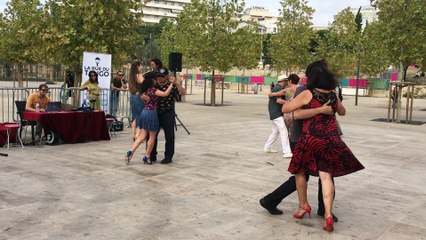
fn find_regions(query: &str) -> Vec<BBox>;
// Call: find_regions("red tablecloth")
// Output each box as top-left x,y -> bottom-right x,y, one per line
0,123 -> 19,146
23,111 -> 110,143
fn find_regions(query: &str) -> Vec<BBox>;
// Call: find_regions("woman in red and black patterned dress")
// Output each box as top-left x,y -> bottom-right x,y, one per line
282,60 -> 364,232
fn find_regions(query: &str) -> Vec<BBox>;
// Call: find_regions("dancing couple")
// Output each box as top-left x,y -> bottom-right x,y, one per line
260,60 -> 364,232
125,71 -> 177,165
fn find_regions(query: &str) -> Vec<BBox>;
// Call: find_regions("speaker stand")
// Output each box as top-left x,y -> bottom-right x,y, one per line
175,113 -> 190,135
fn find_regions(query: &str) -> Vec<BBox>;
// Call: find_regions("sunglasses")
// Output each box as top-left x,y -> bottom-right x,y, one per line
118,74 -> 124,76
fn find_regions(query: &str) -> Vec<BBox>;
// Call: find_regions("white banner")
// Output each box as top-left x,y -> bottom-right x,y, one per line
81,52 -> 112,112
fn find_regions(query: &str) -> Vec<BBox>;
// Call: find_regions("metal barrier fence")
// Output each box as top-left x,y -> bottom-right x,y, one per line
0,87 -> 131,125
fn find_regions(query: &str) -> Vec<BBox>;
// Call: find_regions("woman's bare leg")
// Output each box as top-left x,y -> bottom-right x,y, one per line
295,172 -> 309,214
319,171 -> 334,218
130,129 -> 147,154
131,120 -> 136,139
135,128 -> 141,139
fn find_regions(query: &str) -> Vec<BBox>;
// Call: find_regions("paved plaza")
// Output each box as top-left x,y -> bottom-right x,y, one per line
1,88 -> 426,240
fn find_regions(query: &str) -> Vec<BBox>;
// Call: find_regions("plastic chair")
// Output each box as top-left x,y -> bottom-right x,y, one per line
15,100 -> 37,144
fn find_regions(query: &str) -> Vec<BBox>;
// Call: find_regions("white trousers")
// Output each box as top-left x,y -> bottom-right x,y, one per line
264,116 -> 291,154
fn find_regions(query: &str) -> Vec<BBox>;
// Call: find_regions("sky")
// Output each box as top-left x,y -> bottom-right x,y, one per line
244,0 -> 372,26
0,0 -> 372,27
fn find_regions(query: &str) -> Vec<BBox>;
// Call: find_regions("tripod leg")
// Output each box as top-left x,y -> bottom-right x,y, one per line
175,114 -> 190,135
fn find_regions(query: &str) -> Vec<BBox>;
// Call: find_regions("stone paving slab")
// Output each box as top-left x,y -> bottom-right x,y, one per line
1,89 -> 425,240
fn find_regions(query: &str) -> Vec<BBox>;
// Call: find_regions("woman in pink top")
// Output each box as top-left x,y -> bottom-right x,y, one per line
125,71 -> 175,165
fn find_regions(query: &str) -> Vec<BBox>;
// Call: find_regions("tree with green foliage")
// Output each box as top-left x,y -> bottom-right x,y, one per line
262,33 -> 273,66
164,0 -> 244,106
371,0 -> 426,81
0,0 -> 45,86
231,25 -> 260,93
354,7 -> 363,32
316,7 -> 359,77
231,26 -> 260,71
360,21 -> 391,77
269,0 -> 315,73
41,0 -> 143,85
158,20 -> 183,68
370,0 -> 426,122
134,19 -> 169,69
310,29 -> 330,56
159,18 -> 204,75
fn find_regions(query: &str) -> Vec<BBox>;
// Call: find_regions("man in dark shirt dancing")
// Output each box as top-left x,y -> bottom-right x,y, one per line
150,68 -> 186,164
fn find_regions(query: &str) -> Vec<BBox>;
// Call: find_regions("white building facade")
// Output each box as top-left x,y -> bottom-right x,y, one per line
142,2 -> 280,34
239,7 -> 278,34
142,0 -> 191,24
350,6 -> 378,26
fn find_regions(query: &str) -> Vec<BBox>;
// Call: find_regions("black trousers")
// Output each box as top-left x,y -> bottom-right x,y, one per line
150,110 -> 175,161
263,141 -> 335,212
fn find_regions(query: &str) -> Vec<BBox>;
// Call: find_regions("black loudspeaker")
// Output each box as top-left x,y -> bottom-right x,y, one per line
169,52 -> 182,72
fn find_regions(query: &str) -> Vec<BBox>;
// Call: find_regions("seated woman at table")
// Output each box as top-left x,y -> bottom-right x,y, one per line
124,71 -> 175,165
81,70 -> 101,110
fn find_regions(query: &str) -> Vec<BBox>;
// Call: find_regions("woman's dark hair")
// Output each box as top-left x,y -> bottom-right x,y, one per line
305,60 -> 338,90
88,70 -> 98,83
129,61 -> 141,93
151,58 -> 163,70
140,71 -> 157,94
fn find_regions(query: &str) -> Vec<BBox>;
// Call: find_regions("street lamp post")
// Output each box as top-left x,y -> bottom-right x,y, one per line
355,44 -> 361,106
258,17 -> 265,70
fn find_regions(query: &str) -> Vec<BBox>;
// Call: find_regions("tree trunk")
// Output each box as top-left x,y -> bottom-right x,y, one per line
73,65 -> 82,107
12,64 -> 16,88
221,73 -> 224,106
242,68 -> 246,94
396,62 -> 409,122
211,69 -> 216,106
185,68 -> 190,96
17,63 -> 24,88
203,75 -> 207,105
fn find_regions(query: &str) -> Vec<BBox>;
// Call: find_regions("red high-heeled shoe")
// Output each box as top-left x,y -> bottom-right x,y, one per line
323,216 -> 334,232
293,204 -> 311,219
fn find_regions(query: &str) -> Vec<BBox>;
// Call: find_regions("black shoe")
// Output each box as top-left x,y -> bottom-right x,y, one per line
317,210 -> 339,222
160,159 -> 172,164
259,198 -> 283,215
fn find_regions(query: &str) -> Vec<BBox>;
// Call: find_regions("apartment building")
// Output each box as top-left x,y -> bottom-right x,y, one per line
239,7 -> 278,34
142,0 -> 191,24
142,2 -> 279,34
350,5 -> 378,26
